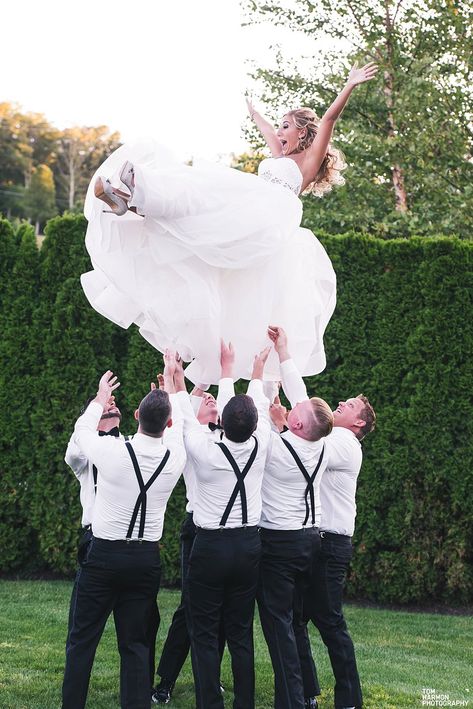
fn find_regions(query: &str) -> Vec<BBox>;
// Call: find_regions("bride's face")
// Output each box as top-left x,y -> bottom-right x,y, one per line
277,115 -> 301,155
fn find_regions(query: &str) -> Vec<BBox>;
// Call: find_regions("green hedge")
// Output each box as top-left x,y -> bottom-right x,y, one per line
0,215 -> 471,603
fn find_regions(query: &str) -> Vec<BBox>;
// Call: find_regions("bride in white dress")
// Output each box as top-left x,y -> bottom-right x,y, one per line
82,63 -> 377,384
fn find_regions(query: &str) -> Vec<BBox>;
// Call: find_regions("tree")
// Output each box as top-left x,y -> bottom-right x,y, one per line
24,164 -> 57,234
0,224 -> 40,570
29,215 -> 121,572
243,0 -> 473,237
0,103 -> 58,210
54,126 -> 121,211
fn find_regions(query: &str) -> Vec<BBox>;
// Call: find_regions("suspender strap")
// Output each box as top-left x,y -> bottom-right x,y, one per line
125,442 -> 171,539
216,437 -> 258,527
281,438 -> 325,526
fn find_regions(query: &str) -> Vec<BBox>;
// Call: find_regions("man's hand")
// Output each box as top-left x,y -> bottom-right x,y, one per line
269,397 -> 288,432
221,339 -> 235,379
268,325 -> 290,362
252,345 -> 271,381
96,371 -> 120,408
163,350 -> 177,394
150,373 -> 165,391
173,354 -> 186,393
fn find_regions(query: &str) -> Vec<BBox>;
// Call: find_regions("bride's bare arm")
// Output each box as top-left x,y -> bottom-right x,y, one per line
308,62 -> 378,171
246,97 -> 282,158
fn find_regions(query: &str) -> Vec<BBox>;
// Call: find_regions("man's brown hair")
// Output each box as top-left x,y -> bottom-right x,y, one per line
356,394 -> 376,440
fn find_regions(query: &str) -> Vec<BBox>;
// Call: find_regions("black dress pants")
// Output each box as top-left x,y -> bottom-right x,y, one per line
295,532 -> 362,709
187,525 -> 261,709
156,512 -> 225,684
257,527 -> 320,709
62,537 -> 161,709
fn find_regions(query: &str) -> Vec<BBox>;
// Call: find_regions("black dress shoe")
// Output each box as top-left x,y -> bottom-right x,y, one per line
304,698 -> 318,709
151,678 -> 175,704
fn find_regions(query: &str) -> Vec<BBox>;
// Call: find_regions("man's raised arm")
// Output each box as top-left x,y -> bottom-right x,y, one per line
267,326 -> 308,407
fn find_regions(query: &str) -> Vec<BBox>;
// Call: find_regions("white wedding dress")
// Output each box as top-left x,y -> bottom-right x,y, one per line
82,139 -> 336,385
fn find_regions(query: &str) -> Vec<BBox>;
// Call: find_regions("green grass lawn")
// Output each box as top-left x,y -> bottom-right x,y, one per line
0,581 -> 471,709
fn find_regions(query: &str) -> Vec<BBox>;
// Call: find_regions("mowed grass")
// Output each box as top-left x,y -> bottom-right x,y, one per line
0,581 -> 471,709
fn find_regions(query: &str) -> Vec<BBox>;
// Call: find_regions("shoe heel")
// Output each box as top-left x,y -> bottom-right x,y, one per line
94,177 -> 128,216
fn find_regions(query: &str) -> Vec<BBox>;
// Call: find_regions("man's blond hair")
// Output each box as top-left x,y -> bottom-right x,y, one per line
307,397 -> 334,441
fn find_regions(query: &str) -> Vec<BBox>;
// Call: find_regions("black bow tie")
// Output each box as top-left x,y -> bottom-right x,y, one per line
208,421 -> 223,432
99,427 -> 120,438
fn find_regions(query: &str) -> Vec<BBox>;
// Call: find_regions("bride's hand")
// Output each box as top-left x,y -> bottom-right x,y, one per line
347,62 -> 378,86
246,95 -> 257,119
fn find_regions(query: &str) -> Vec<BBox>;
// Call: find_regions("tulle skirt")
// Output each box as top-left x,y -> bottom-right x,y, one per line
82,140 -> 336,385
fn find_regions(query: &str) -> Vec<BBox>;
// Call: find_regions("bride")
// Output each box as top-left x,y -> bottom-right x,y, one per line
82,63 -> 377,385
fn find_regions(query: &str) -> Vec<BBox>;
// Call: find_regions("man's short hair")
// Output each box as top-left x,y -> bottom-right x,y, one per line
356,394 -> 376,440
308,397 -> 334,441
138,389 -> 171,436
222,394 -> 258,443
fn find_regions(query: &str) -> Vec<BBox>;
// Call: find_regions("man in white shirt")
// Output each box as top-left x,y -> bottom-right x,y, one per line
62,365 -> 186,709
174,344 -> 271,709
271,328 -> 376,709
65,395 -> 124,562
257,327 -> 334,709
64,395 -> 127,650
153,383 -> 225,705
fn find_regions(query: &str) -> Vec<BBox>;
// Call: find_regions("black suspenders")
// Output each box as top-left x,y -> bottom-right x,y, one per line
280,437 -> 325,526
124,441 -> 170,540
216,437 -> 259,527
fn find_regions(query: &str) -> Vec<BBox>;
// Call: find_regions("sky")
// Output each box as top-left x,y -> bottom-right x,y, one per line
2,0 -> 328,161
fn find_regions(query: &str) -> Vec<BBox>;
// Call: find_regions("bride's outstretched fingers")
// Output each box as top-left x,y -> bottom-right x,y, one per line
348,61 -> 378,86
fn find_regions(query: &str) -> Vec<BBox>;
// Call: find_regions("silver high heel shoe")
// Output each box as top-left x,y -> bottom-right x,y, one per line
119,161 -> 135,197
94,177 -> 129,216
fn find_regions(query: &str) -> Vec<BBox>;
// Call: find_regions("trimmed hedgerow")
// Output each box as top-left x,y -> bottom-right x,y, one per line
0,215 -> 471,603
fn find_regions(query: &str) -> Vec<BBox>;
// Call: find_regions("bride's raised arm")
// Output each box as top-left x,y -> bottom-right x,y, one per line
308,62 -> 378,172
246,96 -> 282,158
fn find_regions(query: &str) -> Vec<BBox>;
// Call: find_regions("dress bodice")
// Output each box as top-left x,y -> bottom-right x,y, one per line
257,157 -> 303,196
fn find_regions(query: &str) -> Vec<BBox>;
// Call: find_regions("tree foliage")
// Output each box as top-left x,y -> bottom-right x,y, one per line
0,224 -> 40,569
24,164 -> 57,233
54,126 -> 121,211
0,103 -> 121,222
243,0 -> 473,238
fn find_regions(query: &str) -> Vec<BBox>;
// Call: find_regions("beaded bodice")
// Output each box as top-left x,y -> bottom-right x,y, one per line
257,157 -> 303,196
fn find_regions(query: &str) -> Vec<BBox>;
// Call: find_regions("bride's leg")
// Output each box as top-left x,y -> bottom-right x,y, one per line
128,164 -> 204,221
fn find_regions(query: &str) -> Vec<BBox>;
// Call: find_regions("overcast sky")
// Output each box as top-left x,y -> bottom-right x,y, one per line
2,0 -> 336,160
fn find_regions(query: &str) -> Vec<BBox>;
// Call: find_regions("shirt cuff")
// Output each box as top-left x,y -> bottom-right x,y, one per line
190,394 -> 202,415
280,359 -> 298,376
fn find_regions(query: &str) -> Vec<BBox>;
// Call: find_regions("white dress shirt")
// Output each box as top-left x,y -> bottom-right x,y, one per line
261,359 -> 327,529
65,430 -> 131,527
260,430 -> 327,530
181,383 -> 234,513
175,380 -> 271,529
320,428 -> 362,536
65,434 -> 97,527
281,357 -> 363,536
73,399 -> 186,541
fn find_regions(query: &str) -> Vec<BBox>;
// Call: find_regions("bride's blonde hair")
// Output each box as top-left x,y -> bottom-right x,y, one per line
285,108 -> 347,197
